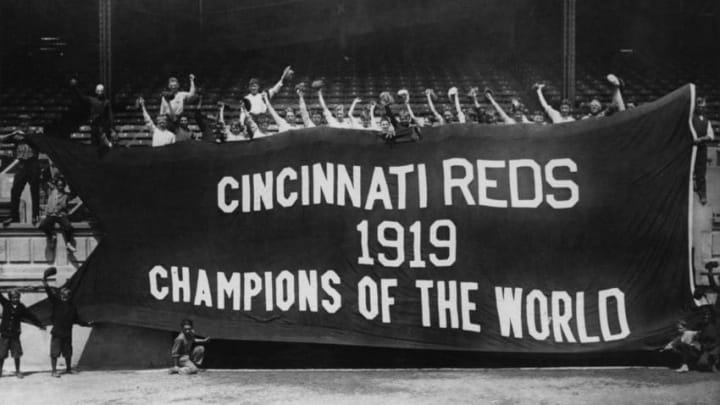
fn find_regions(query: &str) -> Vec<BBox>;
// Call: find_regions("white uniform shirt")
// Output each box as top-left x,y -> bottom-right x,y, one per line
152,128 -> 176,147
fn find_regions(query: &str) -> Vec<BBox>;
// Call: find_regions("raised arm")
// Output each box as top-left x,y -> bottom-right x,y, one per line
218,103 -> 227,126
425,89 -> 446,125
348,97 -> 362,128
398,89 -> 423,127
138,97 -> 157,130
262,91 -> 291,132
297,89 -> 315,128
69,79 -> 91,104
267,66 -> 293,99
241,105 -> 266,139
485,89 -> 515,124
368,101 -> 381,130
0,291 -> 8,306
607,74 -> 626,112
535,84 -> 563,123
187,74 -> 196,99
449,88 -> 466,123
43,267 -> 60,300
317,89 -> 338,126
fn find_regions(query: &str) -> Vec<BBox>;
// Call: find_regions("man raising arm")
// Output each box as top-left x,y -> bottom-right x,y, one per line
535,83 -> 575,123
139,97 -> 176,147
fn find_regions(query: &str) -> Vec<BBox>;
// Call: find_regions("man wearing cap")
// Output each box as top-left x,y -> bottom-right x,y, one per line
244,66 -> 293,116
0,289 -> 45,378
69,78 -> 113,152
169,319 -> 210,375
535,83 -> 576,123
1,114 -> 41,226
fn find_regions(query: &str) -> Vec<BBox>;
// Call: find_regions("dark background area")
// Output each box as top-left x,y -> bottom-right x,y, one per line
0,0 -> 718,87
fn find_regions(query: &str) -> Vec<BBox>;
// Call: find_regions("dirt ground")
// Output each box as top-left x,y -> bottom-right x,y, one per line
1,368 -> 718,405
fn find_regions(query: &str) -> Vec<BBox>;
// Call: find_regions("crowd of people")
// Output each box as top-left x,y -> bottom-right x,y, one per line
0,267 -> 88,378
0,65 -> 718,377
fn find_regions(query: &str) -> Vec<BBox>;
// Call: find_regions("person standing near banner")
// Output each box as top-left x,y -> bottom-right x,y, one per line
1,114 -> 41,226
43,267 -> 90,377
692,97 -> 715,205
169,319 -> 210,375
0,290 -> 45,378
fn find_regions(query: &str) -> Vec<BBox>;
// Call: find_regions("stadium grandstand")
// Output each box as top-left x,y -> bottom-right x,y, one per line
0,0 -> 718,372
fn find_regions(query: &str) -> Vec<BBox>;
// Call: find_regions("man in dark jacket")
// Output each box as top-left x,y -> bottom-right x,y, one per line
0,289 -> 45,378
43,267 -> 91,377
1,114 -> 41,226
70,78 -> 113,153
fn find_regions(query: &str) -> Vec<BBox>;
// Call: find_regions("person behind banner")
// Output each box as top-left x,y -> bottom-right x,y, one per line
43,267 -> 91,377
138,97 -> 176,147
692,97 -> 715,205
39,176 -> 79,254
379,92 -> 421,143
534,83 -> 575,123
218,102 -> 266,142
173,115 -> 197,143
0,289 -> 45,378
169,319 -> 210,375
316,80 -> 353,129
244,66 -> 293,116
262,91 -> 298,133
159,74 -> 196,121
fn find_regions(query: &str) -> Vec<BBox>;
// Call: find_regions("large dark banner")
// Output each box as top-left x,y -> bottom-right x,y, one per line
32,85 -> 699,353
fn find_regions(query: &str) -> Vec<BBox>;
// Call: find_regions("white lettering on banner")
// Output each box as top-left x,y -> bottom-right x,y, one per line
358,277 -> 397,323
217,159 -> 576,213
443,158 -> 579,209
217,272 -> 241,310
365,167 -> 392,210
217,176 -> 239,213
313,163 -> 334,205
149,265 -> 169,300
356,220 -> 457,268
494,286 -> 630,343
149,266 -> 343,314
194,269 -> 212,307
276,167 -> 298,208
415,279 -> 482,332
171,266 -> 190,303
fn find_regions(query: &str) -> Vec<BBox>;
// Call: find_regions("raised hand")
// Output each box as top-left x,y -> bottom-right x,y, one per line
189,73 -> 196,81
282,66 -> 294,81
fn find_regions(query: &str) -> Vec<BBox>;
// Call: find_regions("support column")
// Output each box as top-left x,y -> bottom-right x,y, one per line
562,0 -> 576,102
99,0 -> 112,93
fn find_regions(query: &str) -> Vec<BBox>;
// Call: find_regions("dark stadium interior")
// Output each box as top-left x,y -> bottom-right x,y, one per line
0,1 -> 718,370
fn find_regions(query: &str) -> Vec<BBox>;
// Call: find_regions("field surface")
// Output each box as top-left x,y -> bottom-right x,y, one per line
1,368 -> 719,405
